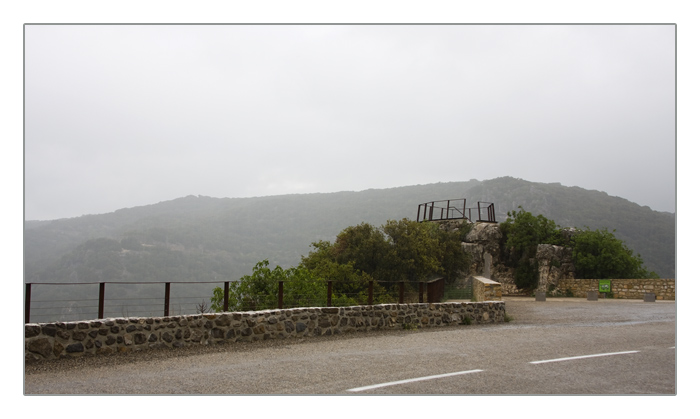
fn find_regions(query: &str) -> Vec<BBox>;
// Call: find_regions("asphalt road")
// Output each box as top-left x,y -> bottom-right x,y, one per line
24,297 -> 676,395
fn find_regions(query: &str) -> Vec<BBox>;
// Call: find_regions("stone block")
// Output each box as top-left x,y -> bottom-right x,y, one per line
644,293 -> 656,302
535,291 -> 546,302
587,291 -> 598,301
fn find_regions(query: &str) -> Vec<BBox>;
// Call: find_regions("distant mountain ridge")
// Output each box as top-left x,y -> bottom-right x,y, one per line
24,177 -> 675,286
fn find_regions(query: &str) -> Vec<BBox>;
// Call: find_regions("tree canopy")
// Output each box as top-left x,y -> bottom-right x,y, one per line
571,227 -> 657,279
500,207 -> 657,289
211,218 -> 472,311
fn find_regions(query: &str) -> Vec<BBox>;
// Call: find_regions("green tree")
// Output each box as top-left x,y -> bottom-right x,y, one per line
381,219 -> 442,283
333,223 -> 390,276
571,228 -> 657,279
500,206 -> 561,258
499,207 -> 561,291
210,260 -> 327,312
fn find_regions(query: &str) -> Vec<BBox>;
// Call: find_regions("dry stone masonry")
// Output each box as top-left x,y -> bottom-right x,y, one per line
557,278 -> 675,300
471,276 -> 502,301
25,301 -> 506,362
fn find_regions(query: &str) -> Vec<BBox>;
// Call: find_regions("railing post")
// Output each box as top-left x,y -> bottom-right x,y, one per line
399,281 -> 404,304
368,281 -> 374,305
419,282 -> 424,303
223,281 -> 230,312
446,200 -> 450,219
164,282 -> 170,317
278,281 -> 284,309
417,205 -> 422,222
25,283 -> 31,323
327,281 -> 332,307
477,201 -> 482,221
463,199 -> 466,220
98,282 -> 105,319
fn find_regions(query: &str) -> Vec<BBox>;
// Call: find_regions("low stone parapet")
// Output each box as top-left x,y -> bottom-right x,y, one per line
25,301 -> 506,362
556,278 -> 675,300
471,276 -> 502,302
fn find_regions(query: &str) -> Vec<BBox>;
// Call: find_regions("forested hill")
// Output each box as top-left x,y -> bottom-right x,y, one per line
24,177 -> 675,285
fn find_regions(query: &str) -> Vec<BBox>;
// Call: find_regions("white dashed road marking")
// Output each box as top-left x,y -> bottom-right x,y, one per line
529,350 -> 639,364
347,369 -> 484,392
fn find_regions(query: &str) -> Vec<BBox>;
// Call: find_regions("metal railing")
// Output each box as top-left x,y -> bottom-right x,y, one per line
24,278 -> 447,324
417,199 -> 496,223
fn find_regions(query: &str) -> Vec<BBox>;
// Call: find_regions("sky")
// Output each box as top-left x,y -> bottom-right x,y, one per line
23,24 -> 676,220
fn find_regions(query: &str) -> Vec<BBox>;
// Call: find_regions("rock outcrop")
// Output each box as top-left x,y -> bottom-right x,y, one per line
456,221 -> 576,295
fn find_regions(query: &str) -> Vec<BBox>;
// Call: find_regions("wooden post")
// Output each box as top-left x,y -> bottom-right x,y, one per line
25,283 -> 31,323
164,282 -> 170,317
223,281 -> 230,312
278,281 -> 284,309
368,281 -> 374,305
327,281 -> 333,307
399,281 -> 405,304
419,282 -> 424,303
98,282 -> 105,319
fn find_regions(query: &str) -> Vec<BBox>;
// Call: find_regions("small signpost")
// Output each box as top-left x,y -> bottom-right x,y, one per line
598,280 -> 611,298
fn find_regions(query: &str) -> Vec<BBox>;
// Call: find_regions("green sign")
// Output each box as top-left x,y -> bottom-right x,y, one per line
599,280 -> 611,293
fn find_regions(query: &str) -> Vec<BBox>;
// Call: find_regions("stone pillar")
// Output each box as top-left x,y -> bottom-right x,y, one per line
483,252 -> 492,279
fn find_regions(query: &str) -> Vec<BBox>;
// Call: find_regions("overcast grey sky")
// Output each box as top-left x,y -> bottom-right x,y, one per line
24,24 -> 676,220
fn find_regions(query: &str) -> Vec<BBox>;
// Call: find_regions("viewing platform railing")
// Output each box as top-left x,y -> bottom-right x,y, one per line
417,199 -> 496,223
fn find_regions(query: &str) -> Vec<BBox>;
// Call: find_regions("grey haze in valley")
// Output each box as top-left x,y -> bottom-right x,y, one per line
24,24 -> 676,221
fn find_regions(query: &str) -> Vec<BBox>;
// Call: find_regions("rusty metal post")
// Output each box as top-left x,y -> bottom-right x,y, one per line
223,281 -> 230,312
278,281 -> 284,309
423,203 -> 427,220
399,281 -> 404,304
417,205 -> 422,222
419,282 -> 424,303
98,282 -> 105,319
25,283 -> 31,323
164,282 -> 170,317
429,204 -> 434,221
327,281 -> 332,307
477,201 -> 482,221
446,200 -> 450,219
368,281 -> 374,305
463,200 -> 466,220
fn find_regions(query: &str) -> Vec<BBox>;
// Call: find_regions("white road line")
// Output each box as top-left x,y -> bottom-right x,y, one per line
530,351 -> 639,364
347,369 -> 484,392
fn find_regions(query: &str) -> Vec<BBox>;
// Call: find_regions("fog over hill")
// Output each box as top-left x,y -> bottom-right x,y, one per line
25,177 -> 675,286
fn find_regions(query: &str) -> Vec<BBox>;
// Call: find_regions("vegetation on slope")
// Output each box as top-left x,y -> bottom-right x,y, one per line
210,219 -> 471,311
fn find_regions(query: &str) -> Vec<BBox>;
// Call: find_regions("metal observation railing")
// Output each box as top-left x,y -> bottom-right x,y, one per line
417,199 -> 496,223
24,278 -> 447,324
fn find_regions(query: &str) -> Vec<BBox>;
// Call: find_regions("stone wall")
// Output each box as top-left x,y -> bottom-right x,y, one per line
555,278 -> 675,300
471,276 -> 502,302
25,302 -> 506,362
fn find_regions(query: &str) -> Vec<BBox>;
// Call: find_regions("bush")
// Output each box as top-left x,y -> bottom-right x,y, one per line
572,228 -> 657,279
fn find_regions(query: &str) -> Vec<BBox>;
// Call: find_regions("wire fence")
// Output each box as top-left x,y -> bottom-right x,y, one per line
25,278 -> 458,324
